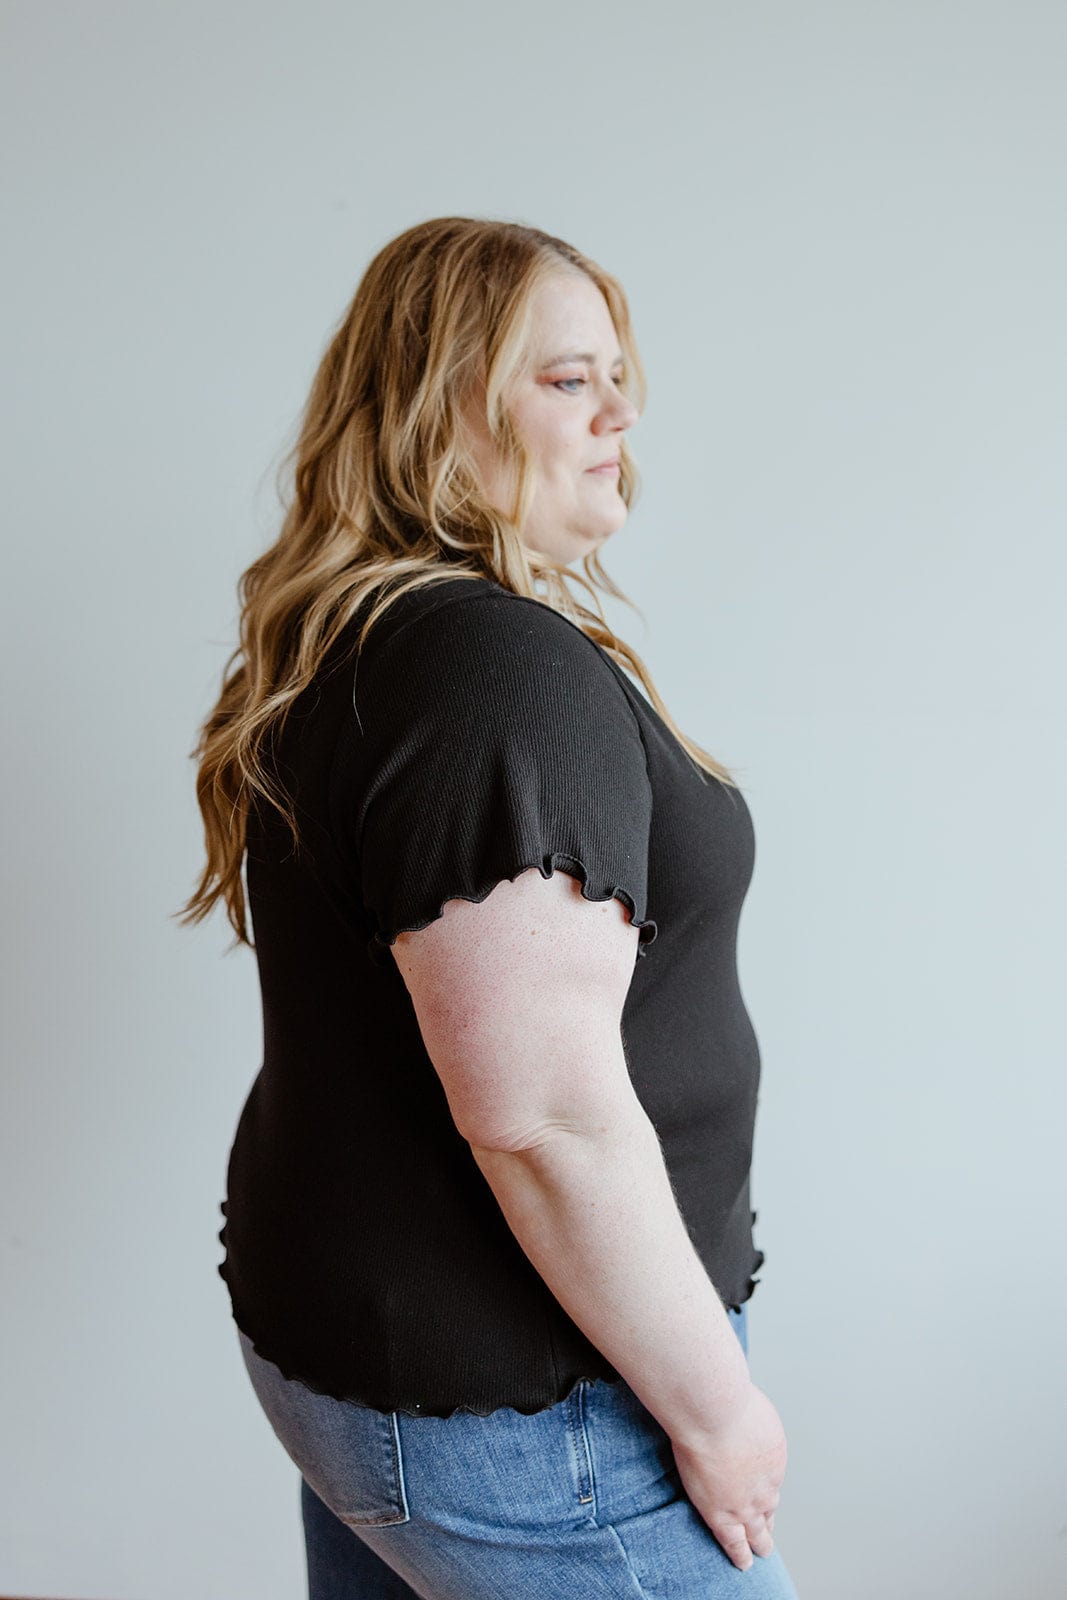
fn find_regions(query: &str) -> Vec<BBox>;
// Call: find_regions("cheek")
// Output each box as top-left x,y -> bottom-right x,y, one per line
538,420 -> 584,477
518,398 -> 585,481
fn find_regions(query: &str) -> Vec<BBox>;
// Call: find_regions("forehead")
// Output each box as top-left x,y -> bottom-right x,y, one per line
526,271 -> 623,363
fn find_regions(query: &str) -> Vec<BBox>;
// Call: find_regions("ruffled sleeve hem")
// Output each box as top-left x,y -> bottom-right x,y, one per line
366,852 -> 658,968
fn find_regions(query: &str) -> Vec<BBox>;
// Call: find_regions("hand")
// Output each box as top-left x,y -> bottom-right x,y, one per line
669,1381 -> 787,1572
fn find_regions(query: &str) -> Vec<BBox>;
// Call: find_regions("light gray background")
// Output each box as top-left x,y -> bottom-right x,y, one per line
2,3 -> 1064,1597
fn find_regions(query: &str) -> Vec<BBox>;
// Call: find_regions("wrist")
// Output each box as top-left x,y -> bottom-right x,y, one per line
666,1368 -> 754,1451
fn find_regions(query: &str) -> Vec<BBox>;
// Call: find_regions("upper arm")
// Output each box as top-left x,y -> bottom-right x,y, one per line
392,864 -> 644,1150
344,590 -> 657,1147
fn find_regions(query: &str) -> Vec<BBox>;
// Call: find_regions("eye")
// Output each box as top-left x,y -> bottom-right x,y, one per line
552,375 -> 626,393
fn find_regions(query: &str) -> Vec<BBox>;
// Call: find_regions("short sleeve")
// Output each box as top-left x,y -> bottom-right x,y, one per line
343,589 -> 658,969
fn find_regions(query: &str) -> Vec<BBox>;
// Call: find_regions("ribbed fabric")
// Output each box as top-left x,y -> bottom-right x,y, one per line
218,576 -> 766,1418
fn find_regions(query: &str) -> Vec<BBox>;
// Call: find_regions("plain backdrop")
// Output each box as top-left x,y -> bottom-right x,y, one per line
2,3 -> 1065,1597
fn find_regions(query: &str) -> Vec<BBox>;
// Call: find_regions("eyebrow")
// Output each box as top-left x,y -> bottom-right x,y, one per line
537,350 -> 626,370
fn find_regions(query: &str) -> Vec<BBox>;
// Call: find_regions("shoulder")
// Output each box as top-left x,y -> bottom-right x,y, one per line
354,576 -> 625,700
347,576 -> 646,769
364,576 -> 602,653
345,578 -> 658,966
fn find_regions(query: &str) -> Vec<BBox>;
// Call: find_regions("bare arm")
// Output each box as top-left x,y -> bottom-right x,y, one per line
470,1067 -> 753,1447
391,867 -> 786,1570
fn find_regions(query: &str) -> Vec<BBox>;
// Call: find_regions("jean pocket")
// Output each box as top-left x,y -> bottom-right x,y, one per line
238,1331 -> 410,1527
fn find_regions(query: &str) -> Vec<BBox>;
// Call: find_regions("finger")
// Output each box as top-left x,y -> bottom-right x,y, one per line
749,1526 -> 775,1559
715,1521 -> 755,1573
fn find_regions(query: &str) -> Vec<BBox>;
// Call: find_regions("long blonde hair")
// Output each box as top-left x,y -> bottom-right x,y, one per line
176,216 -> 739,949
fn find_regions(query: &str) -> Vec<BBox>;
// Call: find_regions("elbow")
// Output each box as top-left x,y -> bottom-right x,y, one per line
461,1098 -> 650,1159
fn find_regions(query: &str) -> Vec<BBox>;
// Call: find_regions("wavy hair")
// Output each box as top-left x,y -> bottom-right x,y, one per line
176,216 -> 739,948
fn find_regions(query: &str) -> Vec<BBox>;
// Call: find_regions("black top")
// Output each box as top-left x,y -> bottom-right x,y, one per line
218,575 -> 766,1417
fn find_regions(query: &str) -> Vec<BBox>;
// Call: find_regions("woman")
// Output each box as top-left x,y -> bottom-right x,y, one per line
179,216 -> 801,1599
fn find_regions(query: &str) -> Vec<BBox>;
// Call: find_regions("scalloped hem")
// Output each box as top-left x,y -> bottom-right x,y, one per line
366,853 -> 658,968
392,1367 -> 624,1420
726,1253 -> 765,1312
235,1320 -> 623,1419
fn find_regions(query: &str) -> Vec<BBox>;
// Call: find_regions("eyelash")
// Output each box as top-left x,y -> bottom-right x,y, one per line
553,376 -> 626,393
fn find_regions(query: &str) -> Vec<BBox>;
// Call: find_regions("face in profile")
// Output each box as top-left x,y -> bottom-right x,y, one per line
464,269 -> 641,567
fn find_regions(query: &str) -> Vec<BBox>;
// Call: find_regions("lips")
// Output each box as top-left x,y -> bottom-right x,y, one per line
588,457 -> 621,471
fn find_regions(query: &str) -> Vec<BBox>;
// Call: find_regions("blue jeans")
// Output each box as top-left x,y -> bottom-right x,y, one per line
238,1306 -> 800,1598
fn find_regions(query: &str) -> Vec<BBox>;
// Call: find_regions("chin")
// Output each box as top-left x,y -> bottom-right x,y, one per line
524,518 -> 620,567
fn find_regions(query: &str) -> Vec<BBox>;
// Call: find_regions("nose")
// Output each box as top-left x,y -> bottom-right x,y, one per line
596,388 -> 640,434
